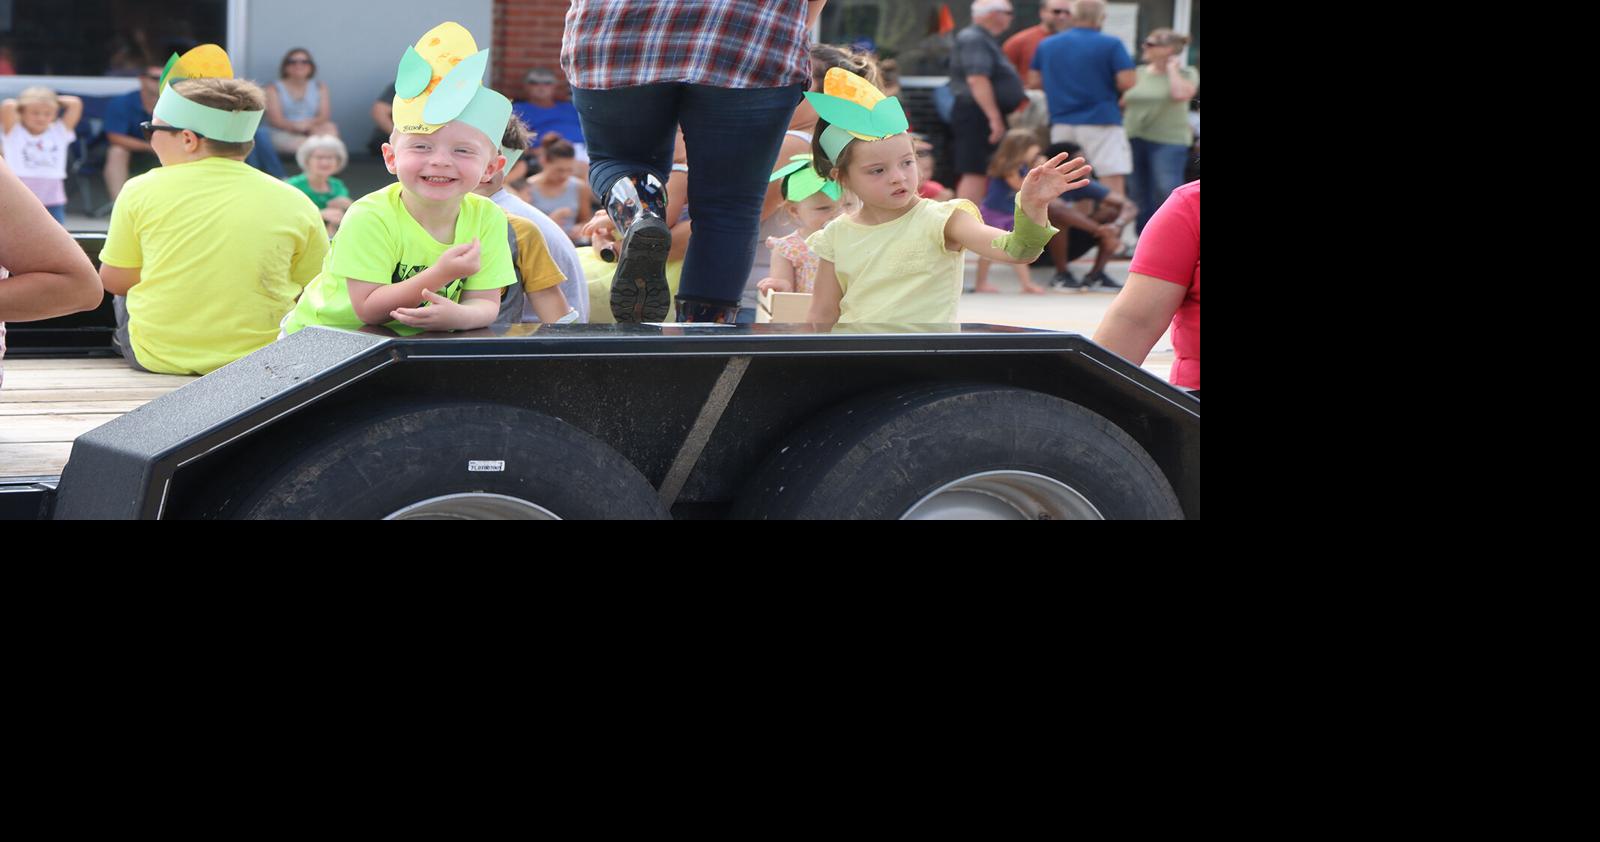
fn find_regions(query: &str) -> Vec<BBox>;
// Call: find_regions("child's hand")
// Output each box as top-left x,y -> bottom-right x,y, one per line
757,276 -> 793,294
392,290 -> 472,330
1018,154 -> 1093,222
437,238 -> 481,280
582,211 -> 617,254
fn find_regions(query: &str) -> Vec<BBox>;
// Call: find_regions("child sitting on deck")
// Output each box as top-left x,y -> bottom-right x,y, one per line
757,153 -> 848,296
802,69 -> 1092,326
281,22 -> 517,338
97,46 -> 328,375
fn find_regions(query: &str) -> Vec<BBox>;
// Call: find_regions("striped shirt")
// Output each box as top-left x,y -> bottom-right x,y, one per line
562,0 -> 813,91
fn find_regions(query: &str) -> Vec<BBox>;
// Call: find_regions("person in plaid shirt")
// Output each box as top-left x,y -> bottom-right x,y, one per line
562,0 -> 827,324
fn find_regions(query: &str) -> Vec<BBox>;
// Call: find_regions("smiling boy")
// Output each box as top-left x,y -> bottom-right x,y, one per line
281,22 -> 516,337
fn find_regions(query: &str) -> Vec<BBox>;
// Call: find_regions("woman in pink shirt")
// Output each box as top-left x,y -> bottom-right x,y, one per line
1093,180 -> 1199,390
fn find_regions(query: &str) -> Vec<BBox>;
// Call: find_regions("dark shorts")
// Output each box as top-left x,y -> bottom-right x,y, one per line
949,97 -> 999,177
1067,228 -> 1097,261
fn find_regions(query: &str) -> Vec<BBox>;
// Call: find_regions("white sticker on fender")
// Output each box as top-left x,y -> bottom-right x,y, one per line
468,461 -> 506,472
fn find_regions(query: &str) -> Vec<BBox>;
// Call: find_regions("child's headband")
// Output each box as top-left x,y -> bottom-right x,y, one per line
150,44 -> 262,143
393,21 -> 513,152
802,67 -> 909,163
770,154 -> 841,202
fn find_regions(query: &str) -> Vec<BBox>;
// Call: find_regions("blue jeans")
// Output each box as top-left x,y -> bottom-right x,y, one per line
1129,138 -> 1192,234
574,83 -> 805,305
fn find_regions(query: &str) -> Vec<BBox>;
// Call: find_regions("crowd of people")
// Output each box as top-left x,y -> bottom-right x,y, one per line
0,0 -> 1198,395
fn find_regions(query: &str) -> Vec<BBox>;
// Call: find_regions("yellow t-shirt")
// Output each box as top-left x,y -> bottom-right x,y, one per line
807,198 -> 980,324
507,214 -> 566,294
281,183 -> 515,337
99,156 -> 329,375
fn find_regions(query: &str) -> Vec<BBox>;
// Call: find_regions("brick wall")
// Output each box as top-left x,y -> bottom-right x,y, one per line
492,0 -> 572,97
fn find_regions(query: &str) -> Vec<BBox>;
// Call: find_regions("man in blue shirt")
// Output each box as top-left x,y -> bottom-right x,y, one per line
512,68 -> 587,174
102,61 -> 163,199
1030,0 -> 1136,197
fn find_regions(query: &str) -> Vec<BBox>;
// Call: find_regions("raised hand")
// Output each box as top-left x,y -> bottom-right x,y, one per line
1019,153 -> 1094,211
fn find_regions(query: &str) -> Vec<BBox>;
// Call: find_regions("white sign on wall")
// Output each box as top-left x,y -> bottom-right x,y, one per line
1105,3 -> 1140,58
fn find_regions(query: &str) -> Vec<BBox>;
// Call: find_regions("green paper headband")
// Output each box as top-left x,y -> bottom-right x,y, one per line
803,68 -> 909,162
770,154 -> 841,202
501,146 -> 523,177
150,45 -> 262,143
392,22 -> 512,151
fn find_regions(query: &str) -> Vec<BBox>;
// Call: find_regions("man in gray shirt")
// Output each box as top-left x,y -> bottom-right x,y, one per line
947,0 -> 1027,204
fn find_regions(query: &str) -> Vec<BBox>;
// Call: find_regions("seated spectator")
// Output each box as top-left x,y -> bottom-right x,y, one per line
367,82 -> 395,157
1043,140 -> 1134,291
1,153 -> 104,388
98,50 -> 328,375
527,132 -> 592,245
1092,180 -> 1199,390
513,68 -> 587,174
287,134 -> 352,237
264,48 -> 339,155
103,60 -> 165,199
912,132 -> 954,200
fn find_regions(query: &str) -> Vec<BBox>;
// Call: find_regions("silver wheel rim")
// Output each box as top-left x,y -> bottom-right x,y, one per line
902,471 -> 1104,520
384,493 -> 562,520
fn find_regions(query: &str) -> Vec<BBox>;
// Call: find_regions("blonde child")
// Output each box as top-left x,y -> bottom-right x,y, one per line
757,154 -> 848,296
98,47 -> 328,375
803,69 -> 1091,326
0,86 -> 84,224
973,129 -> 1046,295
281,22 -> 518,338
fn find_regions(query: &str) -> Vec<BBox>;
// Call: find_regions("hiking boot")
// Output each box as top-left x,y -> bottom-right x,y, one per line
1050,269 -> 1085,290
1085,270 -> 1123,291
675,297 -> 743,324
606,172 -> 671,323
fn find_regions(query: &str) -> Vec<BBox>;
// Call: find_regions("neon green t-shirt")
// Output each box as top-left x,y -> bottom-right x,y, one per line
281,183 -> 515,336
807,198 -> 980,324
99,156 -> 329,375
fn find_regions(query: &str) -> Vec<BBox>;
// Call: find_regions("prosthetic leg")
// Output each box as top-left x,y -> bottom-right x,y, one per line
604,172 -> 671,323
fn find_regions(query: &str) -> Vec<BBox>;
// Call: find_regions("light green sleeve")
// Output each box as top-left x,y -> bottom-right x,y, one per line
327,201 -> 400,285
929,199 -> 981,252
99,180 -> 144,269
806,224 -> 835,263
464,201 -> 514,290
291,208 -> 331,289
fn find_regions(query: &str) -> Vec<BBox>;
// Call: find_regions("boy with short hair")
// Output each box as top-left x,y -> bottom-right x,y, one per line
98,46 -> 329,375
476,115 -> 585,324
281,22 -> 517,337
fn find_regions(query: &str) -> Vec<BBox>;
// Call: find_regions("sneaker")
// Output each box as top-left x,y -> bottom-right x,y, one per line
1050,269 -> 1085,290
606,173 -> 672,323
1084,270 -> 1123,291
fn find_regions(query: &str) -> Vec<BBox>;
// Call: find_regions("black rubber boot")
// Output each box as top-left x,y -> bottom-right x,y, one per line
675,297 -> 743,324
605,172 -> 671,323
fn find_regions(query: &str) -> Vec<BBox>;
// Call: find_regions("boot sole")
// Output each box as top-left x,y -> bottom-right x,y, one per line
610,218 -> 672,323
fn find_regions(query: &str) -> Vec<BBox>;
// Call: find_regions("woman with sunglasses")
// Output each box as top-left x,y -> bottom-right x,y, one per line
1120,29 -> 1197,234
264,48 -> 339,155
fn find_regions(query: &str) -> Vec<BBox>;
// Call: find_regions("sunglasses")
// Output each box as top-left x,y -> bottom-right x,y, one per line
286,57 -> 311,64
1144,40 -> 1167,47
144,72 -> 162,81
139,121 -> 201,141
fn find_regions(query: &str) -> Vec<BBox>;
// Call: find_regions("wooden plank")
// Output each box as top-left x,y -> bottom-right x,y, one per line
0,369 -> 194,388
1,414 -> 122,444
0,387 -> 185,403
1,358 -> 131,371
0,443 -> 73,477
0,401 -> 153,416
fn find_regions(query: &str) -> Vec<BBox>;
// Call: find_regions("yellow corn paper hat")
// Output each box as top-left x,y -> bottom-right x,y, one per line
803,67 -> 909,162
151,44 -> 263,143
392,21 -> 512,148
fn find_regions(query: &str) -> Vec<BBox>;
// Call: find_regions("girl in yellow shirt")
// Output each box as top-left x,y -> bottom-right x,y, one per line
802,69 -> 1093,326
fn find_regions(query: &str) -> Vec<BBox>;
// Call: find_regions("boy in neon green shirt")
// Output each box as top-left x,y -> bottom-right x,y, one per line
98,47 -> 328,375
282,22 -> 517,337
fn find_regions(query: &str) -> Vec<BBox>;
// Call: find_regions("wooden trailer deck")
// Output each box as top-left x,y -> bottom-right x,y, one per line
1,357 -> 193,478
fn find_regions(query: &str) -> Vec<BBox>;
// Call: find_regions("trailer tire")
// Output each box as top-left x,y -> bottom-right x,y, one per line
233,402 -> 667,520
734,384 -> 1182,520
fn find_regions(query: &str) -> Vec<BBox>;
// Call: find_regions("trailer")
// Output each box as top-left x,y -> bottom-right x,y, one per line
3,238 -> 1198,520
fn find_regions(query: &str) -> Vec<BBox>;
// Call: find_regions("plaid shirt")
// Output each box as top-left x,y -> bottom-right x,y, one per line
562,0 -> 813,91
